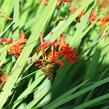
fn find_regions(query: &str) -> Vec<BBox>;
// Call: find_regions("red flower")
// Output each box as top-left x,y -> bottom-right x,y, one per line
89,8 -> 96,22
59,34 -> 68,50
36,33 -> 52,59
34,60 -> 43,66
0,37 -> 12,44
100,15 -> 109,27
101,0 -> 109,7
63,48 -> 78,64
51,57 -> 64,66
48,34 -> 78,65
0,38 -> 8,43
35,33 -> 78,67
8,31 -> 27,58
65,0 -> 70,2
57,46 -> 78,64
18,30 -> 27,43
8,42 -> 22,58
47,41 -> 64,66
36,40 -> 52,53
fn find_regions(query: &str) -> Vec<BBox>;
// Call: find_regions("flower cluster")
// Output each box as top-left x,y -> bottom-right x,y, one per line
70,0 -> 109,29
35,33 -> 78,67
100,15 -> 109,27
34,33 -> 78,79
0,31 -> 27,58
48,34 -> 78,65
8,31 -> 27,58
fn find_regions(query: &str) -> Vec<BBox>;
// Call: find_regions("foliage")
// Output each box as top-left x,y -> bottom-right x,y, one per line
0,0 -> 109,109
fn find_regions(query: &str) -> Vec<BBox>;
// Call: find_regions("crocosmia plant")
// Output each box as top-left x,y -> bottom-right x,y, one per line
0,0 -> 109,109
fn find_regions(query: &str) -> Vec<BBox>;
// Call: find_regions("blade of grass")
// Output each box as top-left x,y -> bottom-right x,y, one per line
36,80 -> 87,108
43,76 -> 109,109
24,78 -> 51,109
84,47 -> 101,81
0,21 -> 14,37
12,0 -> 19,39
12,70 -> 44,109
0,0 -> 14,32
24,2 -> 44,30
73,93 -> 109,109
19,0 -> 33,28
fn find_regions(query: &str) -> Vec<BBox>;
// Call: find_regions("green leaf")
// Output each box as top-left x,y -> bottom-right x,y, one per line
43,76 -> 109,109
73,93 -> 109,109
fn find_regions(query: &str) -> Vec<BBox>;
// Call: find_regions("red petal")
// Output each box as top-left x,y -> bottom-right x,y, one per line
0,38 -> 8,43
65,0 -> 70,2
34,60 -> 43,66
8,42 -> 23,57
36,40 -> 52,53
40,32 -> 44,44
54,40 -> 60,47
20,30 -> 27,43
102,0 -> 108,7
7,37 -> 12,44
89,9 -> 96,22
51,57 -> 64,66
56,60 -> 64,66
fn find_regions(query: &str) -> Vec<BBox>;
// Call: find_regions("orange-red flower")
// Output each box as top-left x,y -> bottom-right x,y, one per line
36,33 -> 52,59
48,34 -> 78,65
18,30 -> 27,43
0,37 -> 12,44
8,31 -> 27,58
35,33 -> 78,79
65,0 -> 70,2
35,33 -> 78,67
89,8 -> 96,22
8,42 -> 23,58
57,46 -> 78,64
100,15 -> 109,27
101,0 -> 109,7
51,57 -> 64,66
